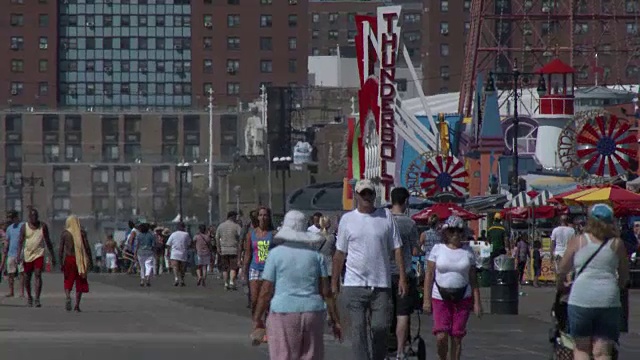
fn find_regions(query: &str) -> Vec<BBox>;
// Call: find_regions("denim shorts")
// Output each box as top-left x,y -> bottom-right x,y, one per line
568,304 -> 621,341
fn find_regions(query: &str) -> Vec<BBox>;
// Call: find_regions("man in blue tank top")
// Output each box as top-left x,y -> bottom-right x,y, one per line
0,210 -> 25,297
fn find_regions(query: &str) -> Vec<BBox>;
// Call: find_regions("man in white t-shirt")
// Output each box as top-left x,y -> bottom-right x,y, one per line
550,215 -> 575,270
332,179 -> 407,360
166,222 -> 192,287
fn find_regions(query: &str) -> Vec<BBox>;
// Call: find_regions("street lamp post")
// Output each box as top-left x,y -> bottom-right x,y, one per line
134,158 -> 141,216
485,59 -> 545,195
233,185 -> 241,214
207,88 -> 215,226
272,156 -> 292,217
177,161 -> 192,223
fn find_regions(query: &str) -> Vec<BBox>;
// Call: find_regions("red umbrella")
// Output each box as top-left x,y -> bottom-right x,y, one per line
501,205 -> 566,220
412,203 -> 482,222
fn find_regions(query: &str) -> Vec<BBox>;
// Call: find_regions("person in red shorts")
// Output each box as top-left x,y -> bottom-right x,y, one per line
18,208 -> 56,308
58,215 -> 92,312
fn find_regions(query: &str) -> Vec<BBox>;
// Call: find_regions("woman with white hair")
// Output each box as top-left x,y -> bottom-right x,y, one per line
252,210 -> 342,359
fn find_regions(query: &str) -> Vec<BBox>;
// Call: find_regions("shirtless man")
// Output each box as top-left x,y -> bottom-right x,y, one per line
104,235 -> 118,273
18,208 -> 56,308
59,215 -> 92,311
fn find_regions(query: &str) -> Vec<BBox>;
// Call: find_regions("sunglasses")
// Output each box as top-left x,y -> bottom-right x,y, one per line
358,189 -> 376,197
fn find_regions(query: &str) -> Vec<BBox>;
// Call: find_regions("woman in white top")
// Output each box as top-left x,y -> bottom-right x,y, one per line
423,216 -> 482,360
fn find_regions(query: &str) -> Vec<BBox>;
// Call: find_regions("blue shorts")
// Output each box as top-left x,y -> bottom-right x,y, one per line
568,305 -> 621,341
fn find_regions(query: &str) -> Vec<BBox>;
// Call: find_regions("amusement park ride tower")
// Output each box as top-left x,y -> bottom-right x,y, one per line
460,0 -> 640,117
534,59 -> 576,170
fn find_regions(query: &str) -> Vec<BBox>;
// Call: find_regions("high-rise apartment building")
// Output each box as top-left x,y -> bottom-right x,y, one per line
3,0 -> 309,110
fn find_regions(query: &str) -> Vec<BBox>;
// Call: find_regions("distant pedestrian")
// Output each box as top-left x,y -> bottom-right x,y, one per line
216,211 -> 242,290
241,210 -> 259,309
0,211 -> 25,297
104,235 -> 118,273
124,220 -> 139,275
166,222 -> 192,287
332,179 -> 407,360
194,224 -> 213,287
252,210 -> 342,358
18,208 -> 57,308
532,240 -> 542,287
317,216 -> 336,281
93,241 -> 103,272
307,212 -> 323,233
487,213 -> 508,266
551,215 -> 575,272
135,223 -> 156,287
59,215 -> 92,312
153,227 -> 166,275
243,206 -> 276,316
515,234 -> 530,285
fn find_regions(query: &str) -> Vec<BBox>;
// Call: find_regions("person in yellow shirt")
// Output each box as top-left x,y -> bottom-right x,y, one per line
18,208 -> 56,308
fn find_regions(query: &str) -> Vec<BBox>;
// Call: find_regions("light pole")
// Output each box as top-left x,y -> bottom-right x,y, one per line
177,161 -> 192,223
485,59 -> 542,196
272,156 -> 292,217
233,185 -> 241,214
134,158 -> 141,216
207,88 -> 215,225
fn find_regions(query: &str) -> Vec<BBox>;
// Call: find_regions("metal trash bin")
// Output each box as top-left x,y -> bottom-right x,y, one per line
490,255 -> 519,315
477,267 -> 492,288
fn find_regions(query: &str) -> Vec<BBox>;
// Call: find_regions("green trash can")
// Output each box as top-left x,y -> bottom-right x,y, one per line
477,267 -> 492,287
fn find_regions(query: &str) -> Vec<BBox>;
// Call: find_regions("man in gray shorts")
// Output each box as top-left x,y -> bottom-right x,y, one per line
0,211 -> 25,297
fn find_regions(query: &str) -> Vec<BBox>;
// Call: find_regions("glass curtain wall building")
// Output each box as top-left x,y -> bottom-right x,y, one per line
58,0 -> 192,109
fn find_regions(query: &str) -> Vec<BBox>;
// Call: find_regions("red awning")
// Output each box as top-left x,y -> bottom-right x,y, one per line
412,203 -> 482,222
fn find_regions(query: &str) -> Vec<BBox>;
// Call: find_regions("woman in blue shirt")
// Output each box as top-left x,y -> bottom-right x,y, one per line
252,210 -> 342,359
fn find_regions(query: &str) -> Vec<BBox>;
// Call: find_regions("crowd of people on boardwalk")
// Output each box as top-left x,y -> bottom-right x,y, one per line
1,179 -> 636,360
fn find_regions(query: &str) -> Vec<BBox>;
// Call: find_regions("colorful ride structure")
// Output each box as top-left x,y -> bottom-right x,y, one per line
343,5 -> 639,210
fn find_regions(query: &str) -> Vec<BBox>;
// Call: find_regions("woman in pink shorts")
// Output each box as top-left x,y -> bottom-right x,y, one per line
423,216 -> 482,360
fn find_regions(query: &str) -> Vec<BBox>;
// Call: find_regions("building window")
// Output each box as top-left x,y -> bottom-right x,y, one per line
328,31 -> 339,40
10,14 -> 24,27
226,59 -> 240,73
260,15 -> 272,27
43,144 -> 60,162
184,145 -> 200,162
397,79 -> 408,92
440,44 -> 450,56
312,48 -> 320,55
204,37 -> 213,50
227,36 -> 239,50
261,0 -> 272,4
228,0 -> 240,4
203,83 -> 213,95
92,169 -> 109,184
38,82 -> 48,96
54,168 -> 71,183
11,60 -> 24,73
440,22 -> 449,35
38,37 -> 48,50
203,59 -> 213,73
38,14 -> 49,27
312,30 -> 319,39
10,36 -> 24,50
312,13 -> 319,23
153,168 -> 170,183
227,14 -> 240,27
440,66 -> 450,79
288,37 -> 297,50
93,197 -> 110,214
103,145 -> 119,162
404,13 -> 421,24
464,0 -> 472,12
53,197 -> 71,211
227,82 -> 240,95
260,60 -> 273,73
260,37 -> 272,51
10,82 -> 23,96
65,145 -> 81,161
288,14 -> 297,27
115,169 -> 131,184
156,16 -> 165,26
440,0 -> 449,12
288,59 -> 297,73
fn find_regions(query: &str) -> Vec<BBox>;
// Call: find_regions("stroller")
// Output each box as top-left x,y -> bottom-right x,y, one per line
549,292 -> 619,360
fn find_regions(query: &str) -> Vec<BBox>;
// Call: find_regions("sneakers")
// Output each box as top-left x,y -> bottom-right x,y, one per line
65,299 -> 72,312
34,299 -> 41,308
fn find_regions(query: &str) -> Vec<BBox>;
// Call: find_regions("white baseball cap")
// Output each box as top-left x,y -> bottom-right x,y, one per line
355,179 -> 376,193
